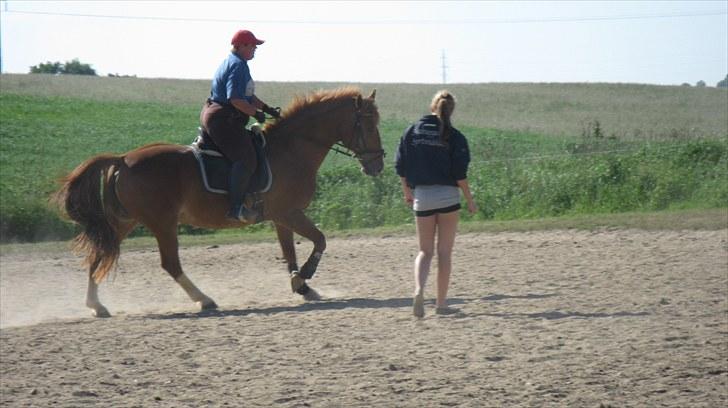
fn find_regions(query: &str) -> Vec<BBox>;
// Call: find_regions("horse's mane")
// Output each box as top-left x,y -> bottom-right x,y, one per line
264,86 -> 363,137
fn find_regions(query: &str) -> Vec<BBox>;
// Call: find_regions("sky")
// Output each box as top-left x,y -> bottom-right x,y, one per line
1,0 -> 726,86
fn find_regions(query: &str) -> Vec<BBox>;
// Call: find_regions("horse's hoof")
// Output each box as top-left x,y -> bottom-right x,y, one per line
302,287 -> 321,301
91,307 -> 111,318
198,299 -> 218,311
290,272 -> 306,293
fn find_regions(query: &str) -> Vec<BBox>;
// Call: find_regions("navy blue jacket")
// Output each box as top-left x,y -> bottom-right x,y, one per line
395,115 -> 470,188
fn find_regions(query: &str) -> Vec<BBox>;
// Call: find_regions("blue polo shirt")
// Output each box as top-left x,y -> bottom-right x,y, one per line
209,52 -> 254,104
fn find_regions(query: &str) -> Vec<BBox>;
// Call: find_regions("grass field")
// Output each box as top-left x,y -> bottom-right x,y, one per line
1,74 -> 726,242
3,73 -> 727,139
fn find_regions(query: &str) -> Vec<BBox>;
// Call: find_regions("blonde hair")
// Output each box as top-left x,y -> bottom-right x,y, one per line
430,90 -> 456,145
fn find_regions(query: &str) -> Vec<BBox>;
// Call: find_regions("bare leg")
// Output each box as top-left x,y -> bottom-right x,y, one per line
413,214 -> 436,317
414,214 -> 437,296
435,210 -> 459,308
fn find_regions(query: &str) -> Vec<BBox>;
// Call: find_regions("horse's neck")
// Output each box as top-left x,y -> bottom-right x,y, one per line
267,103 -> 348,173
267,118 -> 340,174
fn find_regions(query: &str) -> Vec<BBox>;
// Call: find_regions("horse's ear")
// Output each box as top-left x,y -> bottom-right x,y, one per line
368,89 -> 376,100
354,94 -> 363,109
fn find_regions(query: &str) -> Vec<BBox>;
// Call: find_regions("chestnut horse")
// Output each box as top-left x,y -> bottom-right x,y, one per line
54,87 -> 383,318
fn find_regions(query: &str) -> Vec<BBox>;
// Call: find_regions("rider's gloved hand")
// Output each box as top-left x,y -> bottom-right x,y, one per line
262,104 -> 282,118
253,110 -> 266,123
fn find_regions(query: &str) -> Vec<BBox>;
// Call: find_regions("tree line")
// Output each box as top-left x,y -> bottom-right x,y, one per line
27,59 -> 728,88
30,58 -> 96,76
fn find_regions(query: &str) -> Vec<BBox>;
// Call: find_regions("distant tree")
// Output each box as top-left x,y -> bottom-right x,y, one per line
680,83 -> 691,87
718,74 -> 728,88
29,58 -> 96,76
696,80 -> 706,88
29,61 -> 63,74
62,58 -> 96,75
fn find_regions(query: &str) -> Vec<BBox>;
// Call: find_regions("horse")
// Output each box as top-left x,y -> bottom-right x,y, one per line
53,87 -> 383,318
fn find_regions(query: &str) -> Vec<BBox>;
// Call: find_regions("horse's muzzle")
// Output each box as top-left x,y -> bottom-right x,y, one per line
360,157 -> 384,176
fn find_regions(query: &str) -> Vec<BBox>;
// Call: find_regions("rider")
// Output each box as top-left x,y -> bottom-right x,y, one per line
200,29 -> 280,222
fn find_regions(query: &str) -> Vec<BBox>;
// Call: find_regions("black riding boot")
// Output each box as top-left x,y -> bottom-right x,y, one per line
226,160 -> 259,222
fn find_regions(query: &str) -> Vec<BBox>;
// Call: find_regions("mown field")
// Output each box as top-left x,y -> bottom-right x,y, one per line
1,74 -> 726,242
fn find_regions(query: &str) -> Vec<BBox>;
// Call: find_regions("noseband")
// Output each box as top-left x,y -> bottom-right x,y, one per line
332,109 -> 386,166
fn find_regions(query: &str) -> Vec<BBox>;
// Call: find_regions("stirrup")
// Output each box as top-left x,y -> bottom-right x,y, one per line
239,206 -> 259,222
226,204 -> 258,223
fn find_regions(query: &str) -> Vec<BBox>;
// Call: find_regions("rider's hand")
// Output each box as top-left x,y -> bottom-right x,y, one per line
253,110 -> 266,123
262,104 -> 282,118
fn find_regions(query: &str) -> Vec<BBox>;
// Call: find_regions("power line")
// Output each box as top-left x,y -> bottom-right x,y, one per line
4,8 -> 727,25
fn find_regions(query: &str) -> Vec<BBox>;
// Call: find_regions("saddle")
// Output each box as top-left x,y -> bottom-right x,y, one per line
190,125 -> 273,196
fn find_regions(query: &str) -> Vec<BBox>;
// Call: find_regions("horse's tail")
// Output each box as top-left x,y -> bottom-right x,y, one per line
53,154 -> 126,283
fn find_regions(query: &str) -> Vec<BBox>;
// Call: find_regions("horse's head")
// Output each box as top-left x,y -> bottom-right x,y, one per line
341,89 -> 384,176
266,87 -> 384,176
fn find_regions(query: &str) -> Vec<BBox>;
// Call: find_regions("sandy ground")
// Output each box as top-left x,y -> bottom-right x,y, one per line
0,229 -> 726,407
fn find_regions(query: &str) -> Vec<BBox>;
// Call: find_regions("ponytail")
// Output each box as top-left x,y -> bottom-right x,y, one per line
430,90 -> 456,145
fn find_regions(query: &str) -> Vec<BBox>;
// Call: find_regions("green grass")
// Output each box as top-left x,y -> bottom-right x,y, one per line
307,136 -> 727,229
3,74 -> 726,139
1,74 -> 726,242
0,93 -> 202,241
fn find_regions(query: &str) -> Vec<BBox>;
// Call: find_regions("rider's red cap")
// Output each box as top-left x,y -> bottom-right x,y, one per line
231,30 -> 264,46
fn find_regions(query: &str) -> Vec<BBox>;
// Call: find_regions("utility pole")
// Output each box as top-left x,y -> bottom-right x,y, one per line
441,50 -> 447,84
0,1 -> 7,74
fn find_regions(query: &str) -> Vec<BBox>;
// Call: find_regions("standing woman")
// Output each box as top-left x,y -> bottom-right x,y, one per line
395,90 -> 477,318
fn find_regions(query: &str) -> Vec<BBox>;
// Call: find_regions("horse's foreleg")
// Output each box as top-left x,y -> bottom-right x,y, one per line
279,210 -> 326,298
275,222 -> 315,297
280,210 -> 326,279
153,223 -> 218,311
275,223 -> 298,273
86,257 -> 110,318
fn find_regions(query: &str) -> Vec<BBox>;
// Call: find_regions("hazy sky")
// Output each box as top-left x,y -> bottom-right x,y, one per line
1,0 -> 726,85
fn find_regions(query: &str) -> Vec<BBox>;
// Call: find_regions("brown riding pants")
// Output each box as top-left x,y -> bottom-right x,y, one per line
199,101 -> 257,172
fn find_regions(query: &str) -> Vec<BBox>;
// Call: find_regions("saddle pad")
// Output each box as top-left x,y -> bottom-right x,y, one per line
190,146 -> 272,195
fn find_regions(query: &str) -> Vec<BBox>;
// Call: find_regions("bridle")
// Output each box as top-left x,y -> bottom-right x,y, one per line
331,109 -> 386,166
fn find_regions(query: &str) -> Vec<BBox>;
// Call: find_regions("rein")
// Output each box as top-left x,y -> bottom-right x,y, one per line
332,110 -> 385,164
270,95 -> 384,163
331,144 -> 355,158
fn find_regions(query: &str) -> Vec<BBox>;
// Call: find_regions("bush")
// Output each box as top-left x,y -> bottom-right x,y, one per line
307,139 -> 727,229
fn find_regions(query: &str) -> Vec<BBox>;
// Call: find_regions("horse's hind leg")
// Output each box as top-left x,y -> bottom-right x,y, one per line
86,257 -> 111,318
151,222 -> 218,311
85,221 -> 135,318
